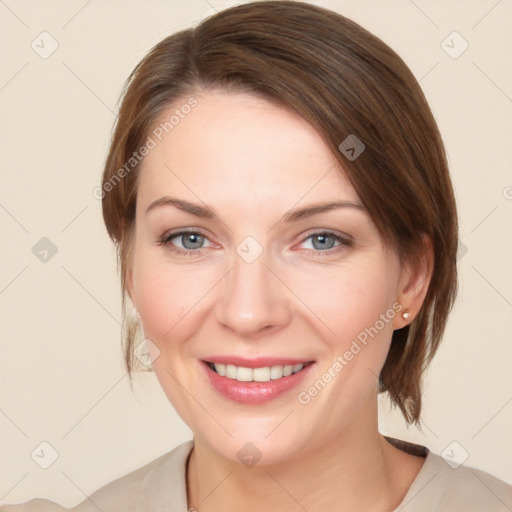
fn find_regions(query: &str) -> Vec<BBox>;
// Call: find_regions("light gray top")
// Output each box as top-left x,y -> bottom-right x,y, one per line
2,438 -> 511,511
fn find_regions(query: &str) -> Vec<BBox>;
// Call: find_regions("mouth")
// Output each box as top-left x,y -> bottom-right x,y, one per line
199,354 -> 316,404
203,360 -> 314,382
201,358 -> 316,404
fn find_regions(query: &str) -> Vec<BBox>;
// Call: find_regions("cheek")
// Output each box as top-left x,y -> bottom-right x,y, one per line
296,259 -> 399,343
135,269 -> 189,340
293,263 -> 401,420
294,261 -> 401,400
132,251 -> 217,347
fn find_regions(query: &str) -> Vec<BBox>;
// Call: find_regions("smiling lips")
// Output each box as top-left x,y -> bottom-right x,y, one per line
201,357 -> 315,404
206,361 -> 310,382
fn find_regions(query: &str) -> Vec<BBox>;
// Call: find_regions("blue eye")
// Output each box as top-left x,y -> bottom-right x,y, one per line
157,229 -> 352,257
299,231 -> 353,254
158,230 -> 211,256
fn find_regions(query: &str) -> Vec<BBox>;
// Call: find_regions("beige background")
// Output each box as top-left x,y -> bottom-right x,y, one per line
1,0 -> 511,505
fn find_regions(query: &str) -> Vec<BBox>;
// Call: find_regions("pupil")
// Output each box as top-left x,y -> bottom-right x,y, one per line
313,234 -> 334,250
183,233 -> 203,249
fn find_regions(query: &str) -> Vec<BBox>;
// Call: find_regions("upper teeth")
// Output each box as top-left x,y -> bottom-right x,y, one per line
213,363 -> 306,382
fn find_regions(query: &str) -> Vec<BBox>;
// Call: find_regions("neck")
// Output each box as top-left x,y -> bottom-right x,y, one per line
186,394 -> 424,512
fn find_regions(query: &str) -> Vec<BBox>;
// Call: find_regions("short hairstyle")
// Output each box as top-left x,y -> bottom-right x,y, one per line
101,0 -> 458,426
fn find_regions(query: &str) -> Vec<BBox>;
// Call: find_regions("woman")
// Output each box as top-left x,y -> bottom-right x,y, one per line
3,1 -> 511,511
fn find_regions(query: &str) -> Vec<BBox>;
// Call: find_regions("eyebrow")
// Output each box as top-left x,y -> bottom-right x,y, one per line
145,196 -> 366,223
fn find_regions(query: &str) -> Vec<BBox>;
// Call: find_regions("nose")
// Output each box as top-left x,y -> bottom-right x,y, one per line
214,251 -> 292,338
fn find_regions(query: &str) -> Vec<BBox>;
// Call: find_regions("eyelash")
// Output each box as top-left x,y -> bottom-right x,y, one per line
156,229 -> 353,257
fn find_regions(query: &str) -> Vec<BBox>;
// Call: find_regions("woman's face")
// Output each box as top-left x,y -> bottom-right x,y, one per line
128,90 -> 409,464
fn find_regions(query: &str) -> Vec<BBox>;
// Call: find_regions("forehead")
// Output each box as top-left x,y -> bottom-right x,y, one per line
137,90 -> 359,211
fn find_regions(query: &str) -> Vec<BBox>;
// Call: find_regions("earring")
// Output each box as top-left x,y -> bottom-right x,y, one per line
402,310 -> 411,320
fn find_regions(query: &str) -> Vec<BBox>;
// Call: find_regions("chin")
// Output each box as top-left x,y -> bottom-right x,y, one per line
191,413 -> 318,468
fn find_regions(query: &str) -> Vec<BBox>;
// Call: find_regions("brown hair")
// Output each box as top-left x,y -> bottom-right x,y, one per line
101,0 -> 458,425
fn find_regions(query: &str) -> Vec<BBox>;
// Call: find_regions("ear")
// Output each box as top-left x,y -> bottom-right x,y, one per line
393,234 -> 434,330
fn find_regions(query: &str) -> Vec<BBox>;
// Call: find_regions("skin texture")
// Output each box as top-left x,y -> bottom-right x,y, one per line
127,90 -> 433,511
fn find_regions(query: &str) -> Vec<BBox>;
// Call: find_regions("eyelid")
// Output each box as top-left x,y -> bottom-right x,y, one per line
298,228 -> 353,243
294,229 -> 353,252
159,228 -> 213,247
158,227 -> 353,257
159,228 -> 351,244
